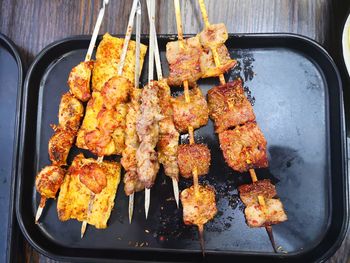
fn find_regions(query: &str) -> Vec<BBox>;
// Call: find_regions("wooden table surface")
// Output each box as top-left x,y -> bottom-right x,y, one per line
1,0 -> 349,262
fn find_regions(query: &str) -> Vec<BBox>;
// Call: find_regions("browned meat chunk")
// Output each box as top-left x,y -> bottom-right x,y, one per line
78,163 -> 107,194
166,36 -> 202,87
238,179 -> 277,206
180,185 -> 217,226
100,76 -> 132,109
199,23 -> 228,49
172,86 -> 209,133
48,127 -> 75,166
36,165 -> 65,199
67,61 -> 94,102
58,92 -> 84,132
219,122 -> 268,172
208,79 -> 255,133
177,144 -> 211,178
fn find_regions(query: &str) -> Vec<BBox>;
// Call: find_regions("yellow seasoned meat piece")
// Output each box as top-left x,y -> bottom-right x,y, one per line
48,126 -> 75,166
67,61 -> 94,102
92,33 -> 147,91
57,153 -> 121,229
58,92 -> 84,133
36,165 -> 65,199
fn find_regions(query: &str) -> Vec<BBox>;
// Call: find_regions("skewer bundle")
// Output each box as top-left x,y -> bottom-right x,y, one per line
198,0 -> 287,252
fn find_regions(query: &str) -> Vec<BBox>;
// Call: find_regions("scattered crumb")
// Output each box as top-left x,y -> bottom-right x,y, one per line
145,229 -> 150,234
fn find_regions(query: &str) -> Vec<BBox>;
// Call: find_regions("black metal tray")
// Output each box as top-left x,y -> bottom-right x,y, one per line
16,34 -> 348,262
0,33 -> 23,262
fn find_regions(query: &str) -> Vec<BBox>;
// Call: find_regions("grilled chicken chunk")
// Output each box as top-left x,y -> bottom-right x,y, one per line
122,88 -> 145,195
238,180 -> 287,228
101,76 -> 133,109
35,165 -> 65,199
57,153 -> 121,229
199,23 -> 228,49
180,185 -> 217,226
219,122 -> 268,172
48,127 -> 75,166
239,179 -> 277,206
58,92 -> 84,133
166,36 -> 203,87
172,86 -> 209,133
177,144 -> 211,178
67,61 -> 94,102
208,79 -> 255,133
136,82 -> 161,188
92,33 -> 147,91
156,80 -> 179,180
200,45 -> 237,78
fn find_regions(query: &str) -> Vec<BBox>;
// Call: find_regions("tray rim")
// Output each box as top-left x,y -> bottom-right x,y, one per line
0,33 -> 24,263
15,33 -> 349,262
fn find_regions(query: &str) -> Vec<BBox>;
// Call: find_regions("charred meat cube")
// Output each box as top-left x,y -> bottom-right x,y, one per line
166,36 -> 203,87
200,44 -> 237,78
58,92 -> 84,133
243,198 -> 287,227
199,23 -> 228,49
48,127 -> 75,166
172,86 -> 209,133
180,185 -> 217,226
238,179 -> 277,206
101,76 -> 132,109
36,165 -> 65,199
67,61 -> 94,102
219,122 -> 268,172
177,144 -> 211,178
208,79 -> 255,133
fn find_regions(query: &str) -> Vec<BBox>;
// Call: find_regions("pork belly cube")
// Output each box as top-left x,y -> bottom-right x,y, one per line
172,86 -> 209,133
218,122 -> 268,172
199,23 -> 228,49
177,144 -> 211,178
208,79 -> 255,133
166,36 -> 203,87
238,179 -> 277,206
180,185 -> 217,226
244,198 -> 288,227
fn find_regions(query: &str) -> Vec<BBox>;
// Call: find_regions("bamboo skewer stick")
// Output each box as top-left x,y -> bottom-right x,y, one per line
144,0 -> 156,220
146,0 -> 179,208
35,197 -> 46,223
129,0 -> 142,224
85,0 -> 109,62
173,0 -> 203,255
198,0 -> 277,252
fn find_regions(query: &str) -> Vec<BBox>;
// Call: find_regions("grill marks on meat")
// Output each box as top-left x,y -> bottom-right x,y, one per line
156,80 -> 180,180
219,122 -> 268,172
68,61 -> 94,102
177,144 -> 211,178
35,166 -> 66,199
199,23 -> 228,49
136,82 -> 161,188
238,180 -> 287,227
208,79 -> 255,133
49,126 -> 75,166
122,88 -> 145,195
172,86 -> 209,133
166,36 -> 203,87
57,153 -> 121,229
92,33 -> 147,91
180,185 -> 217,226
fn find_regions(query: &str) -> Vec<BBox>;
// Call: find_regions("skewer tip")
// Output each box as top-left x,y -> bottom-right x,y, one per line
265,225 -> 277,253
198,224 -> 205,257
81,221 -> 88,238
172,177 -> 179,208
35,196 -> 46,223
129,193 -> 134,224
145,188 -> 150,219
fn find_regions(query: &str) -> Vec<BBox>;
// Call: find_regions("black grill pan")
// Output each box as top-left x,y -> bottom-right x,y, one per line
16,34 -> 348,262
0,33 -> 23,263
